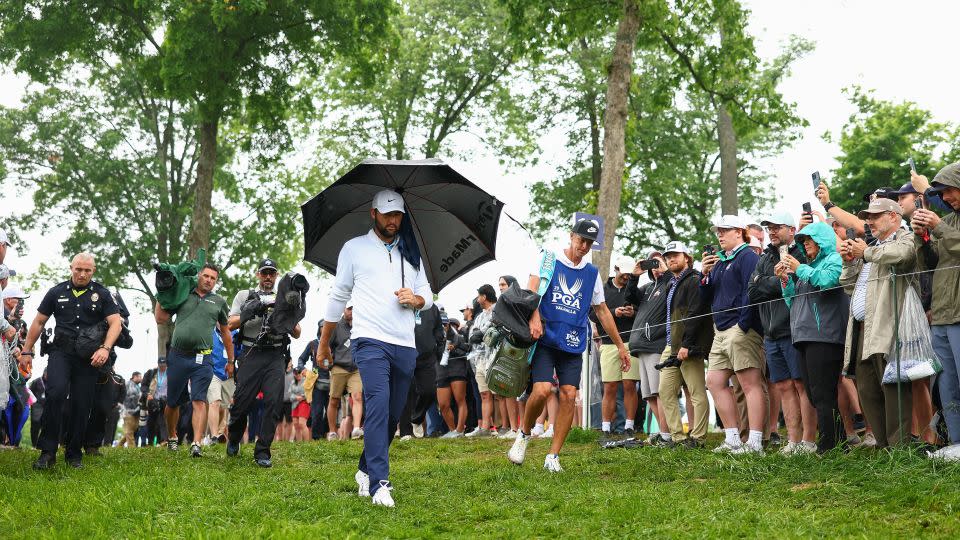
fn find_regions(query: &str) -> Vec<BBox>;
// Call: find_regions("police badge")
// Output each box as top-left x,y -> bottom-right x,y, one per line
91,293 -> 99,302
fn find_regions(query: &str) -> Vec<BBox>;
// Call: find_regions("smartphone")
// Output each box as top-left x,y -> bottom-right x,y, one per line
845,227 -> 856,241
703,245 -> 716,256
811,171 -> 821,191
915,197 -> 923,211
639,259 -> 660,271
908,157 -> 917,174
802,202 -> 812,214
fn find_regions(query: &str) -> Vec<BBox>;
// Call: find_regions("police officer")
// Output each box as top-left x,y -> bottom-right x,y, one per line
19,253 -> 122,469
226,258 -> 301,467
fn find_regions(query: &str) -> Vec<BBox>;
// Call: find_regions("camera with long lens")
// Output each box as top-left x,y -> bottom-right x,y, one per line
654,356 -> 681,371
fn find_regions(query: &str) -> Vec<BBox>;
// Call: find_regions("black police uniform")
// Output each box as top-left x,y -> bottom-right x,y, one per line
83,290 -> 131,451
227,288 -> 291,461
35,280 -> 119,462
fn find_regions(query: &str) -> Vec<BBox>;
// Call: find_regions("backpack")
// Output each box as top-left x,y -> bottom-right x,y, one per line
483,250 -> 556,397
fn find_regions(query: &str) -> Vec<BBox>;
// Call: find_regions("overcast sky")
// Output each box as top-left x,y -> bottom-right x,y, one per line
2,0 -> 958,379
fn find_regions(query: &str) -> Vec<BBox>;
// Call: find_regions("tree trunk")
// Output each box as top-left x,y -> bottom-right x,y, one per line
717,102 -> 738,215
187,116 -> 219,257
595,0 -> 641,279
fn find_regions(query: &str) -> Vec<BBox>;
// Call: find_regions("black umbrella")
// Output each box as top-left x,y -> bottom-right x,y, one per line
301,158 -> 505,292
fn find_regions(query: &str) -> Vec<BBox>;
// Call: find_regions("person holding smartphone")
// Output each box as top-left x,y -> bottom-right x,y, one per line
700,215 -> 767,454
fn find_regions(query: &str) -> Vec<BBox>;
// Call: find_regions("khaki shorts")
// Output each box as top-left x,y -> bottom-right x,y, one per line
331,366 -> 362,397
475,365 -> 491,393
708,325 -> 764,372
599,344 -> 640,382
206,376 -> 235,404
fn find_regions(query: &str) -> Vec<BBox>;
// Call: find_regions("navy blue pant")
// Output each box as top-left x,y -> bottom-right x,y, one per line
353,338 -> 416,495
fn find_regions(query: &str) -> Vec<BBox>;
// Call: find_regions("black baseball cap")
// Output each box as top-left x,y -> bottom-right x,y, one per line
258,258 -> 278,273
572,219 -> 601,242
861,187 -> 897,203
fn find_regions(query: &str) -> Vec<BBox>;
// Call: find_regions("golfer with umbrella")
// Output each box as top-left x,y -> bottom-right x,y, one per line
316,189 -> 431,508
305,159 -> 505,507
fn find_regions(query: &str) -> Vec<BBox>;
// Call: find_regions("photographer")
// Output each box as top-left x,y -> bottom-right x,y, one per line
19,253 -> 122,470
623,252 -> 671,442
155,263 -> 233,458
655,242 -> 713,448
226,258 -> 301,467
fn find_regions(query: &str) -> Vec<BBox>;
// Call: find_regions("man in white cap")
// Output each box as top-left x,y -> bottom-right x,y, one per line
318,189 -> 433,508
750,212 -> 817,454
701,215 -> 767,454
656,241 -> 713,448
0,266 -> 18,341
2,285 -> 28,342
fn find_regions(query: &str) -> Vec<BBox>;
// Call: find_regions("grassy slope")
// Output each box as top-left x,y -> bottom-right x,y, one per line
1,430 -> 958,539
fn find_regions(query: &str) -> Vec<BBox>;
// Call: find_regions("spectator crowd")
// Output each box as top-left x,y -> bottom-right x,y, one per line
2,162 -> 959,470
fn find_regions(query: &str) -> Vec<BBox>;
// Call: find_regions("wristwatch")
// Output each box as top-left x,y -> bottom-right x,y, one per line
823,202 -> 836,212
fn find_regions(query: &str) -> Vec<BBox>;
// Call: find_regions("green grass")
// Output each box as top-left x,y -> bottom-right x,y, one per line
2,430 -> 959,539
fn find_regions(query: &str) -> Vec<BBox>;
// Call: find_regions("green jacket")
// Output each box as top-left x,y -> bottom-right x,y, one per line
916,163 -> 960,325
155,250 -> 206,312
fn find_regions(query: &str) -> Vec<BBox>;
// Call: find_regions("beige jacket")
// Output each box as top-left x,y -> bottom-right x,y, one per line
840,229 -> 918,372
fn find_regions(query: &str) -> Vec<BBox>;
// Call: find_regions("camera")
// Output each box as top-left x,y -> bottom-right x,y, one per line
638,259 -> 660,271
654,356 -> 682,371
703,245 -> 716,256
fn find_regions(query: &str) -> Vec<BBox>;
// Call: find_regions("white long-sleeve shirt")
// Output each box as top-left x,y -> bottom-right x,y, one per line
324,229 -> 434,348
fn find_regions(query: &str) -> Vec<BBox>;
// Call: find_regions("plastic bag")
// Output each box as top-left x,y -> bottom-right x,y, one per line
0,341 -> 12,411
882,286 -> 943,384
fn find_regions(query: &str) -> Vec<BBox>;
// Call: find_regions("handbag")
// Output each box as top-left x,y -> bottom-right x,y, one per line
882,286 -> 943,384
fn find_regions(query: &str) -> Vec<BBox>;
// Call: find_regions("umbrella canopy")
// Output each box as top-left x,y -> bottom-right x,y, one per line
301,158 -> 505,292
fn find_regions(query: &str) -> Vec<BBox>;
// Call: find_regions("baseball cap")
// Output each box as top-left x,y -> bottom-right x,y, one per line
571,219 -> 601,242
372,189 -> 405,214
711,215 -> 745,232
760,211 -> 797,228
258,258 -> 278,273
158,357 -> 167,365
1,286 -> 29,300
749,235 -> 763,250
891,182 -> 919,196
861,187 -> 897,202
459,304 -> 473,313
0,264 -> 14,280
613,255 -> 635,273
662,241 -> 691,256
448,318 -> 461,328
440,311 -> 450,324
0,228 -> 12,247
857,198 -> 903,219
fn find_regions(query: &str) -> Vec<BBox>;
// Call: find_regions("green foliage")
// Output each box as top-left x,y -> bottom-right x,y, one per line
826,87 -> 960,211
312,0 -> 538,168
2,437 -> 960,537
0,69 -> 316,302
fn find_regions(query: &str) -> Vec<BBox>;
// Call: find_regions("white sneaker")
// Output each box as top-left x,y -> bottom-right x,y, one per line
355,470 -> 370,497
412,424 -> 424,438
201,436 -> 213,447
351,428 -> 364,440
712,441 -> 742,454
730,442 -> 763,455
530,425 -> 545,438
465,427 -> 493,438
542,426 -> 554,438
543,454 -> 564,473
795,441 -> 817,455
327,432 -> 339,442
507,432 -> 530,465
498,429 -> 518,440
440,430 -> 463,439
371,481 -> 394,508
399,435 -> 413,441
860,433 -> 878,448
778,441 -> 799,455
